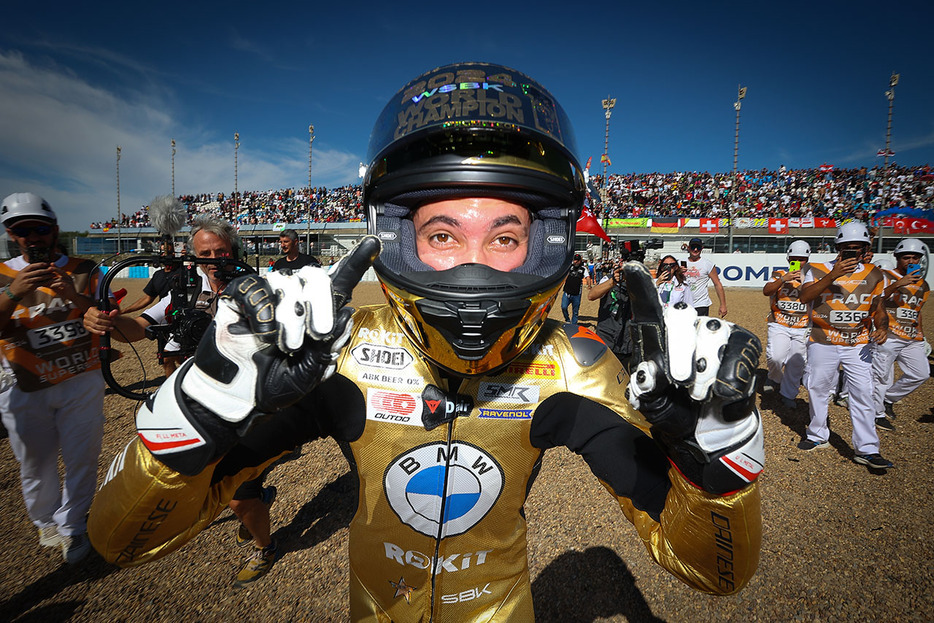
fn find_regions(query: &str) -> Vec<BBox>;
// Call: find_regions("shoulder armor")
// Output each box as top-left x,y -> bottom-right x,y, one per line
562,324 -> 608,366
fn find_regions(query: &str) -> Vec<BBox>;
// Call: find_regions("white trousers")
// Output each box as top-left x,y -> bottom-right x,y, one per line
872,337 -> 930,417
766,323 -> 808,400
804,342 -> 879,455
0,372 -> 105,536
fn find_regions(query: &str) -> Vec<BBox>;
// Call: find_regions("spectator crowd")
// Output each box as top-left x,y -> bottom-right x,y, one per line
87,165 -> 933,231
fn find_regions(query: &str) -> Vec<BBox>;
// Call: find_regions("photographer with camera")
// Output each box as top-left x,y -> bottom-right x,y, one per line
84,215 -> 285,585
0,192 -> 106,564
587,258 -> 633,370
654,255 -> 694,310
797,223 -> 891,470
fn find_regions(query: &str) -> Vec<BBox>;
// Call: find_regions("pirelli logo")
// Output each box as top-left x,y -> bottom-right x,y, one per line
504,361 -> 559,378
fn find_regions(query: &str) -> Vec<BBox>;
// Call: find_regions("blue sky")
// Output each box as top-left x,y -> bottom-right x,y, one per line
1,1 -> 931,231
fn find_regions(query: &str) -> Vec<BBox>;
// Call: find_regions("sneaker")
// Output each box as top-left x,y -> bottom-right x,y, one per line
854,453 -> 894,469
61,532 -> 91,564
797,438 -> 829,451
38,524 -> 64,548
833,392 -> 849,408
236,486 -> 277,546
762,380 -> 779,393
234,539 -> 279,588
884,402 -> 897,419
875,416 -> 896,432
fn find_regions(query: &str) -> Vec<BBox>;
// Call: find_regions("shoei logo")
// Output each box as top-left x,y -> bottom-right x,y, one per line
385,442 -> 504,538
546,235 -> 566,244
352,344 -> 414,370
378,231 -> 397,241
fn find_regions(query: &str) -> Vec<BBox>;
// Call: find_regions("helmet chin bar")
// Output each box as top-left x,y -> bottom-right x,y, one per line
416,296 -> 530,361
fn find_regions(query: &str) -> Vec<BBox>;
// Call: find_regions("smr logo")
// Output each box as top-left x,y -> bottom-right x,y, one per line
478,382 -> 539,404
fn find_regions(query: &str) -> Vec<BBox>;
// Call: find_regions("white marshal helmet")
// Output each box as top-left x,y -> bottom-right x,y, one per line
786,240 -> 811,261
0,192 -> 57,226
835,221 -> 871,246
893,238 -> 929,257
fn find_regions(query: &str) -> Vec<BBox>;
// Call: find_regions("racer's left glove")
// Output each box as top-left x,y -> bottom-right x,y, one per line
624,262 -> 764,495
136,236 -> 380,475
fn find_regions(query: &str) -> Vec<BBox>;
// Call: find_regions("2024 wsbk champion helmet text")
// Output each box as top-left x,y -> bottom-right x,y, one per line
364,62 -> 586,376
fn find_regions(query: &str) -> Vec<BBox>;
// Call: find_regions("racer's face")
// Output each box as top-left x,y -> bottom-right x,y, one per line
413,198 -> 532,271
280,235 -> 296,255
192,230 -> 233,286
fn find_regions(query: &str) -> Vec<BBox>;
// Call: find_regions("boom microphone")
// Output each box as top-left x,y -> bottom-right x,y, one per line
148,195 -> 187,237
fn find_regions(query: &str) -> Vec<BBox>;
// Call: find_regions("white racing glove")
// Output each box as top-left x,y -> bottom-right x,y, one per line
623,262 -> 764,495
135,236 -> 380,475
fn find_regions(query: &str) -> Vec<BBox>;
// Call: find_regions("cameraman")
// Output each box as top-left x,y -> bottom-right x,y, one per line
83,215 -> 283,586
588,258 -> 632,369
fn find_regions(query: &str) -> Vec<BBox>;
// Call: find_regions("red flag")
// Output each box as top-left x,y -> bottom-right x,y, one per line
894,218 -> 934,234
768,218 -> 789,234
819,163 -> 834,173
815,217 -> 836,228
585,156 -> 593,170
699,218 -> 719,233
576,207 -> 611,243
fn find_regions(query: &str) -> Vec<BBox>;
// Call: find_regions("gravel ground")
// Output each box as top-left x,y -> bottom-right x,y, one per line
2,280 -> 933,622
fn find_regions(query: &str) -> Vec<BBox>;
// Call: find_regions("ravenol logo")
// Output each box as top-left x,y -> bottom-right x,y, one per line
384,442 -> 504,538
478,408 -> 533,420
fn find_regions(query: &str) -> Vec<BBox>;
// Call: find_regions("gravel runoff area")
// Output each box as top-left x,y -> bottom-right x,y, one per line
2,279 -> 933,622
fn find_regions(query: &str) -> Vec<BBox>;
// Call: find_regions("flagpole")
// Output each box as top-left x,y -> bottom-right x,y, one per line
879,72 -> 898,253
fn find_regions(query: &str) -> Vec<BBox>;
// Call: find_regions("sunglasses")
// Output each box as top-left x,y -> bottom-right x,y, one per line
659,262 -> 678,267
10,224 -> 53,237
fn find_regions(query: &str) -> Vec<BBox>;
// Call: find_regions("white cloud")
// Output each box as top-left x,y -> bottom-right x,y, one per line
0,49 -> 360,231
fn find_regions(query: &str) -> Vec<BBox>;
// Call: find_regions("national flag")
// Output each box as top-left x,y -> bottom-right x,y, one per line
576,206 -> 611,243
894,218 -> 934,234
699,218 -> 719,233
789,218 -> 801,228
799,217 -> 815,228
650,217 -> 680,234
585,156 -> 593,170
600,154 -> 611,166
815,218 -> 836,228
819,163 -> 834,173
876,148 -> 896,158
768,218 -> 789,234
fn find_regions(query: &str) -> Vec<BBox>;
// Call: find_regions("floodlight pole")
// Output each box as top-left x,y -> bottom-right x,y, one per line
116,145 -> 122,253
171,139 -> 176,198
879,72 -> 898,252
601,97 -> 616,206
234,132 -> 240,217
730,85 -> 746,252
307,124 -> 314,254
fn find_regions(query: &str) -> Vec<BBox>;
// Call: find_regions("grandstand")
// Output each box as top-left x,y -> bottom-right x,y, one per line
76,164 -> 933,258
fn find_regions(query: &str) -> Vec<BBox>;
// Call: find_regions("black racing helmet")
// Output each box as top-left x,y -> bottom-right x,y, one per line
364,61 -> 585,376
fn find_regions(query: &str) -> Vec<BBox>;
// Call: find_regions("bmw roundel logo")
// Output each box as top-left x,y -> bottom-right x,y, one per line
384,441 -> 504,538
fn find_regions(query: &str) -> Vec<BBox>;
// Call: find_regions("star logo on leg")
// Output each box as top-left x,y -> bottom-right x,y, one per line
389,577 -> 416,604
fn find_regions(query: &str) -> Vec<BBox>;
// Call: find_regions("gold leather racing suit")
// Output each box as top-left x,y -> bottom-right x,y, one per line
89,305 -> 761,622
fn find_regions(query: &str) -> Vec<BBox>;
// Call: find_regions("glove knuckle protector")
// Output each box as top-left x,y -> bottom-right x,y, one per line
624,260 -> 764,495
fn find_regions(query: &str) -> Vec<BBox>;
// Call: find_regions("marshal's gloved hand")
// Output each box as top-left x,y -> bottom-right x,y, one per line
623,261 -> 764,495
135,236 -> 380,475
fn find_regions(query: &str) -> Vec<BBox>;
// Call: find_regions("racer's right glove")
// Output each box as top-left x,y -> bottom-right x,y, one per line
135,236 -> 380,475
623,262 -> 764,495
